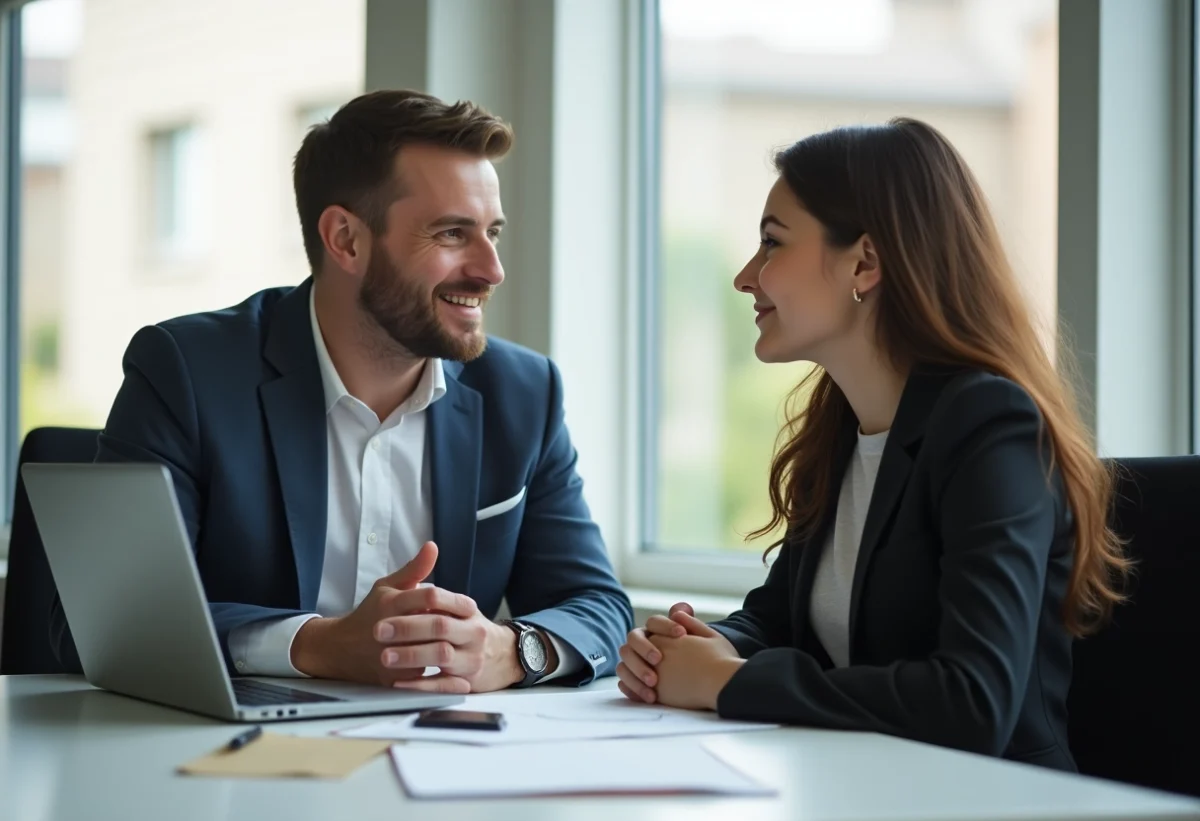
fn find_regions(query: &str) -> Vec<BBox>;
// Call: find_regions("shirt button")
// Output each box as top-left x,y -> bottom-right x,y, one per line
367,532 -> 378,545
370,439 -> 381,451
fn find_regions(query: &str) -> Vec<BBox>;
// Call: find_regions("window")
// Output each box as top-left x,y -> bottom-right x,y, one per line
644,0 -> 1059,556
148,125 -> 209,261
15,0 -> 365,440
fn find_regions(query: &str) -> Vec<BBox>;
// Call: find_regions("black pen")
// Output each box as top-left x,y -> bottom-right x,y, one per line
224,725 -> 262,752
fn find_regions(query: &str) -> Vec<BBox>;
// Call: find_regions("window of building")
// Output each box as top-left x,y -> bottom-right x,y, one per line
149,124 -> 209,261
15,0 -> 365,441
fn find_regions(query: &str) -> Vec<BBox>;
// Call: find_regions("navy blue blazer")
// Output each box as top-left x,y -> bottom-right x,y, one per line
51,279 -> 632,682
712,368 -> 1077,772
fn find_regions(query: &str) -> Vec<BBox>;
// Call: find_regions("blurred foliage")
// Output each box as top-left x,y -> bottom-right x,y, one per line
29,321 -> 58,371
655,231 -> 811,552
20,322 -> 95,439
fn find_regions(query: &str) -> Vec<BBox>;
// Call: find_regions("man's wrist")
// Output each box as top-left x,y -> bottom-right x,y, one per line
497,622 -> 559,688
291,616 -> 336,679
490,621 -> 525,688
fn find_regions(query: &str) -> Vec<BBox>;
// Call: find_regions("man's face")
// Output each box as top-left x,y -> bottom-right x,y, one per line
359,144 -> 506,362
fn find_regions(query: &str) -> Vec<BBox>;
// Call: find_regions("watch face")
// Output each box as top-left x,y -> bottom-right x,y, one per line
520,630 -> 548,673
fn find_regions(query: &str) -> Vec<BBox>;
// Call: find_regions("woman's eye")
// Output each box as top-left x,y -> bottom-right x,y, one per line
760,237 -> 778,250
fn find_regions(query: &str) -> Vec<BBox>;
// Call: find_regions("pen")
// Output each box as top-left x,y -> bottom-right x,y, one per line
224,725 -> 262,752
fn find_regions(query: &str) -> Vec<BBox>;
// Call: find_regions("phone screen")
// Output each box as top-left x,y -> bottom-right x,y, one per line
412,709 -> 506,731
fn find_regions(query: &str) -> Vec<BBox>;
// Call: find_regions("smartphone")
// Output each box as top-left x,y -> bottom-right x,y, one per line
412,709 -> 506,731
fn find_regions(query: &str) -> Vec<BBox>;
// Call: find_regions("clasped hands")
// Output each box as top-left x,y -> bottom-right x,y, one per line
616,602 -> 744,711
291,542 -> 535,693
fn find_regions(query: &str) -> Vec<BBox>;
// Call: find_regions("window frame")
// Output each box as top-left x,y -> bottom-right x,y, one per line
1192,0 -> 1200,452
0,0 -> 1195,575
626,0 -> 1199,597
1,3 -> 21,535
619,0 -> 774,595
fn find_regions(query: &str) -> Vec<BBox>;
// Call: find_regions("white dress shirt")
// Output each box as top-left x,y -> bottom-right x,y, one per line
809,428 -> 889,668
227,289 -> 579,682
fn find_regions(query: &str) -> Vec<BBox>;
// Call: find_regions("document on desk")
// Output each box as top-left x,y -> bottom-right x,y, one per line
340,689 -> 778,745
390,739 -> 776,798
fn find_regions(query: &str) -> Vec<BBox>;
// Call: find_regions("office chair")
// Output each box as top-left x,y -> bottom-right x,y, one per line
0,426 -> 100,674
1067,456 -> 1200,797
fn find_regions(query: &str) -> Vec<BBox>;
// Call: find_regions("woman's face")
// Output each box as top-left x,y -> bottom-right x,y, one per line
733,177 -> 874,364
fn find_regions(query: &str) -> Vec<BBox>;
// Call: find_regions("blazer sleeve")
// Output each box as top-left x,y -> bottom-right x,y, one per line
49,325 -> 310,673
500,359 -> 634,686
710,541 -> 794,658
716,377 -> 1060,757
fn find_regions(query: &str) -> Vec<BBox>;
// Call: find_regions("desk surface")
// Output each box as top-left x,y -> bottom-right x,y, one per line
2,675 -> 1197,821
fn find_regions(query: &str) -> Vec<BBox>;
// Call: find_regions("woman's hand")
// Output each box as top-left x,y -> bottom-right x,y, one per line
617,603 -> 740,706
616,603 -> 692,703
649,611 -> 743,711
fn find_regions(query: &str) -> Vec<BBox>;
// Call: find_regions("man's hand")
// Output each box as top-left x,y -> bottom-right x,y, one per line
291,542 -> 471,691
291,541 -> 546,693
384,612 -> 540,694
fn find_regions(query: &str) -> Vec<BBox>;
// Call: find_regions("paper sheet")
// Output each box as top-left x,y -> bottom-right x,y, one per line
177,732 -> 392,779
390,738 -> 776,798
340,689 -> 778,745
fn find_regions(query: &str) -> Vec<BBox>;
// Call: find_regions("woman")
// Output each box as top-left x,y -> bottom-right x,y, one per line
618,119 -> 1128,772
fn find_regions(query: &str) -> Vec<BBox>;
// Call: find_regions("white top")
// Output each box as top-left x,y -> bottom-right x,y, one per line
6,675 -> 1199,821
810,428 -> 889,668
227,289 -> 577,681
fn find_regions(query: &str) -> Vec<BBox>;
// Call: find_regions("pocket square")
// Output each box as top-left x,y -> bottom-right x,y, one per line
476,486 -> 527,521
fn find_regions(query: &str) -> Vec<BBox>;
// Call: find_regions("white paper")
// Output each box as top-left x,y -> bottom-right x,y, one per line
340,689 -> 778,746
390,738 -> 776,798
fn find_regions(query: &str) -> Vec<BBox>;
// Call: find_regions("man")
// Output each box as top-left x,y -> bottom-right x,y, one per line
50,89 -> 632,693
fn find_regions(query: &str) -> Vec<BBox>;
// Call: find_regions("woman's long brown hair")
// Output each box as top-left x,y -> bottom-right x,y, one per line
751,118 -> 1128,636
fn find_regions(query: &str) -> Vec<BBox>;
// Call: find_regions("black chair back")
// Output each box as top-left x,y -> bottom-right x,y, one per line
1067,456 -> 1200,797
0,426 -> 101,674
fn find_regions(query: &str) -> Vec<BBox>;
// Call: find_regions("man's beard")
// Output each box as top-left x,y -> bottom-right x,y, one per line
358,243 -> 490,362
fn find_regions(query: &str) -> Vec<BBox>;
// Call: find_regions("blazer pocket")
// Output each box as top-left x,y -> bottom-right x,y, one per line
476,486 -> 527,521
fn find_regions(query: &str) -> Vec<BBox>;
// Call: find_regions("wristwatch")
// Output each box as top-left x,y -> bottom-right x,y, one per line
504,620 -> 548,688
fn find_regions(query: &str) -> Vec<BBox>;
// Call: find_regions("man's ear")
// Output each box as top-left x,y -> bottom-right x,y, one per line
317,205 -> 370,277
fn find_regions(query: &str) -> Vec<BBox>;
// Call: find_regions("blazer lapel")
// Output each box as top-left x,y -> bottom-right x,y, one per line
846,435 -> 913,645
259,279 -> 328,609
793,411 -> 858,641
846,368 -> 950,650
426,362 -> 482,595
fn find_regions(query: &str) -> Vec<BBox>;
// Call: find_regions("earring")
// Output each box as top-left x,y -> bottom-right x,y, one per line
852,287 -> 863,303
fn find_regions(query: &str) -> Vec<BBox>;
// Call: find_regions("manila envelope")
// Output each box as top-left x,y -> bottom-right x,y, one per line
178,732 -> 392,779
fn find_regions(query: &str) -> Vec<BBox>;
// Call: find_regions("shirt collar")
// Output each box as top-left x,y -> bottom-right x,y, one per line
309,286 -> 446,417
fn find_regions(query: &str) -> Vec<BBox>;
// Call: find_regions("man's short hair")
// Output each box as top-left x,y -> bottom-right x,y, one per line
292,89 -> 514,272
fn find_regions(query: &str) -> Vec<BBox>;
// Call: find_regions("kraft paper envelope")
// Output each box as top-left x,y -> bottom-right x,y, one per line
178,732 -> 392,779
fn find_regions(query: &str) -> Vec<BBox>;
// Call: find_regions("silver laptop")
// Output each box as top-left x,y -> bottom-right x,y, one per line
22,462 -> 464,722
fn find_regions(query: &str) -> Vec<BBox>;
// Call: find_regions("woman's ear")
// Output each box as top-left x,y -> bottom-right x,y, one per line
852,234 -> 882,295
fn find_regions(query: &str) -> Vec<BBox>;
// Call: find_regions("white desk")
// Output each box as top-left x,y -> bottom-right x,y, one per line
2,675 -> 1197,821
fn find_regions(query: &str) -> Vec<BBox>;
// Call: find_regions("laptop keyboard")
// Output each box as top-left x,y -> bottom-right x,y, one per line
232,678 -> 342,706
